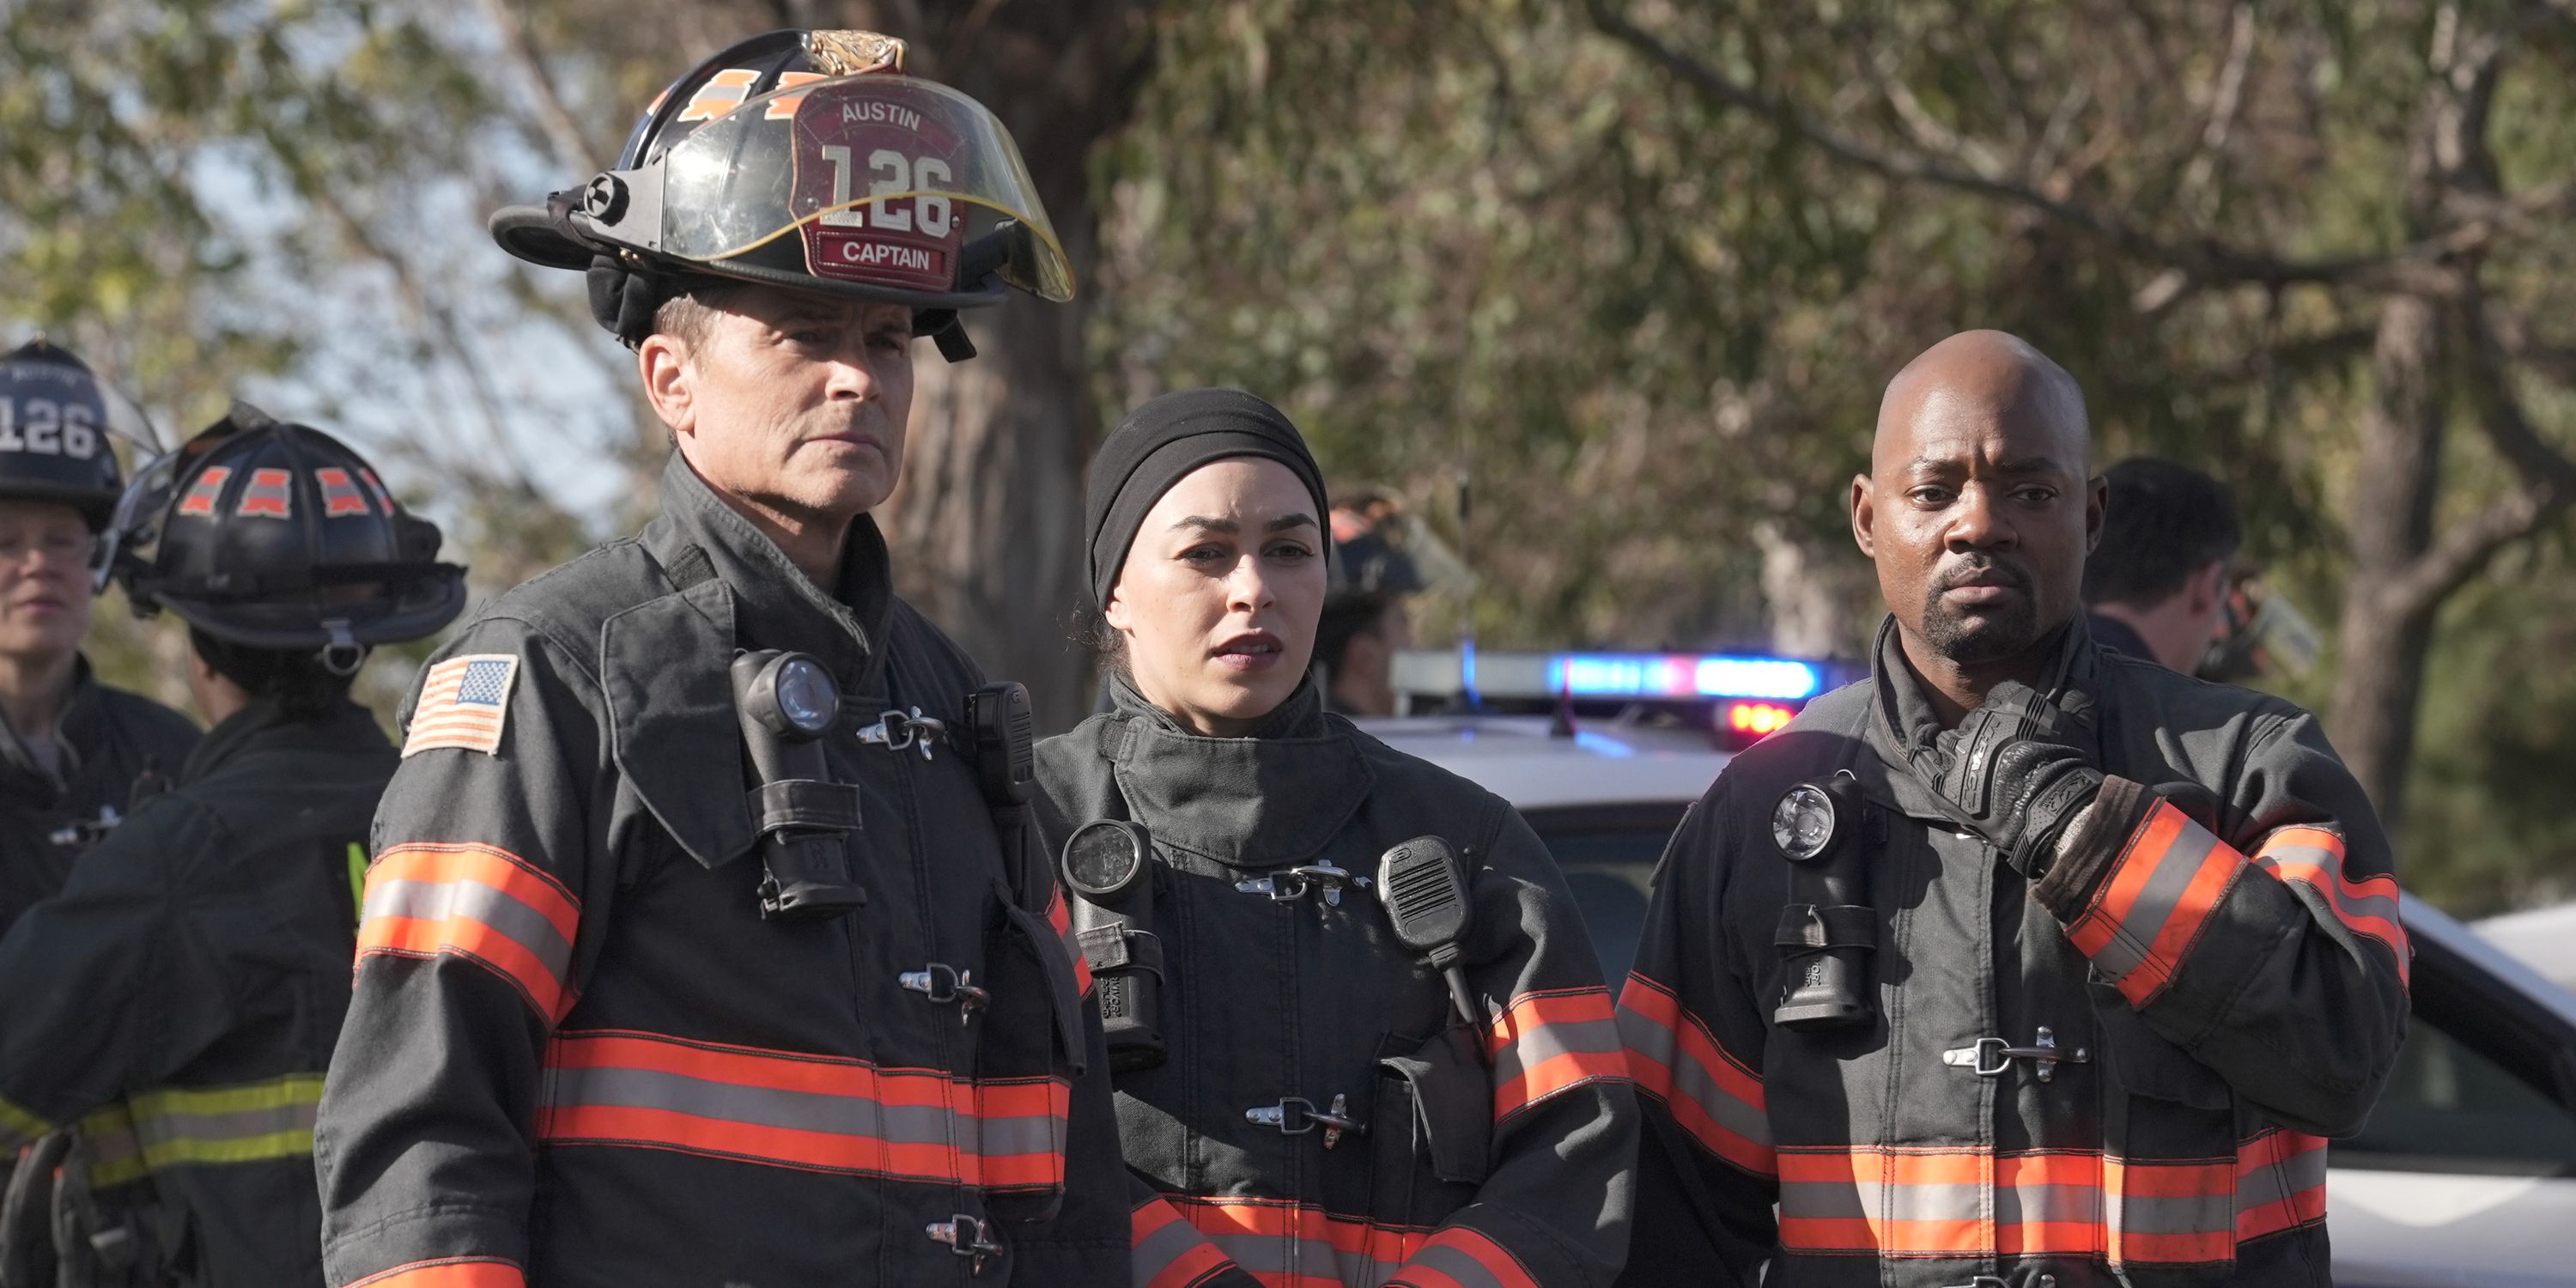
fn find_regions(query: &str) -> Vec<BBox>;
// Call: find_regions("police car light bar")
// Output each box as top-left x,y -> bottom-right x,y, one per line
1546,653 -> 1823,702
1389,648 -> 1826,705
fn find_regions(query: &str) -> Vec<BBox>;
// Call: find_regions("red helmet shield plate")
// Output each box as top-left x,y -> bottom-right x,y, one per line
790,79 -> 968,295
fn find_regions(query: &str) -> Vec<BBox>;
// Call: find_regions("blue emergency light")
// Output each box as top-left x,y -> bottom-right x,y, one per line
1543,652 -> 1823,702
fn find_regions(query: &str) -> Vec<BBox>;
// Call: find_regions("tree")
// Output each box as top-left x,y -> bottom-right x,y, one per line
1583,0 -> 2576,829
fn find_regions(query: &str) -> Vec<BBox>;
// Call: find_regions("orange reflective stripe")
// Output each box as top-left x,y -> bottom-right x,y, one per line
536,1030 -> 1068,1192
1133,1195 -> 1237,1288
342,1258 -> 523,1288
677,68 -> 759,122
358,843 -> 580,1021
1615,973 -> 1773,1175
1389,1225 -> 1540,1288
2065,802 -> 2245,1005
1045,884 -> 1094,996
2252,828 -> 2409,983
763,70 -> 829,120
1487,987 -> 1627,1122
1164,1195 -> 1429,1286
1777,1145 -> 2264,1262
2233,1130 -> 2329,1242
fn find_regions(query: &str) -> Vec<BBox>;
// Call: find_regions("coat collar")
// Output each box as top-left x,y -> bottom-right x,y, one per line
1101,673 -> 1374,870
642,452 -> 896,690
181,696 -> 387,783
1856,613 -> 2103,823
0,655 -> 105,793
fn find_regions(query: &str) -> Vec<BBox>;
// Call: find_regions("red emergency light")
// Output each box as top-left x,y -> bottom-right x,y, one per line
1723,700 -> 1797,738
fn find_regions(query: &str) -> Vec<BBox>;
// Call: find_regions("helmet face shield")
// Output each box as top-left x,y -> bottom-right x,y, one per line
583,74 -> 1072,304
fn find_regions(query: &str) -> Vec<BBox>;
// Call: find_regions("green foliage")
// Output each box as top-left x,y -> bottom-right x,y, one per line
1103,0 -> 2576,910
6,0 -> 2572,912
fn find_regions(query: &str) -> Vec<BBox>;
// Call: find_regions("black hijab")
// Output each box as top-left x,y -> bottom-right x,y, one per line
1083,388 -> 1330,610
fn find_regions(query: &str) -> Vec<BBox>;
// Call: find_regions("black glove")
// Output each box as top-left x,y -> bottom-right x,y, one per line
1923,679 -> 2103,878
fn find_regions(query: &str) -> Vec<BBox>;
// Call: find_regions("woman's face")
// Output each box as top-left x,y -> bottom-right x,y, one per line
1105,457 -> 1326,736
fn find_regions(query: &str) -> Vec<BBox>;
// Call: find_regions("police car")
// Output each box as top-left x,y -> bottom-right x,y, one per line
1361,647 -> 2576,1288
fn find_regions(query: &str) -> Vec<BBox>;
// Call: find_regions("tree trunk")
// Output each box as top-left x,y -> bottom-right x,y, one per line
2328,291 -> 2448,827
858,2 -> 1156,730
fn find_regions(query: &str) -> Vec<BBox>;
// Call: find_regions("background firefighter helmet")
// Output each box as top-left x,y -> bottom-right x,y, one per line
106,405 -> 466,652
489,28 -> 1073,359
0,338 -> 135,530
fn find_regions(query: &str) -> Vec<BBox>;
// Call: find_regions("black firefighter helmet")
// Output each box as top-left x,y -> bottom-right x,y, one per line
489,28 -> 1072,361
103,405 -> 466,661
0,337 -> 146,530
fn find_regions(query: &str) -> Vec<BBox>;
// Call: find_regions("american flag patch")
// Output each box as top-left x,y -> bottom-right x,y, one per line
402,654 -> 521,758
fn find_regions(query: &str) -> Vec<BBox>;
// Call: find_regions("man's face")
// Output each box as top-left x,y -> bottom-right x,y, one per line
0,500 -> 96,667
648,286 -> 918,523
1853,388 -> 2102,666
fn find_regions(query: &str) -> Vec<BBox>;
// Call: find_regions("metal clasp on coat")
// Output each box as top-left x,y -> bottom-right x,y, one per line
926,1213 -> 1003,1273
899,963 -> 989,1023
858,708 -> 947,760
1236,860 -> 1371,907
1941,1026 -> 2091,1082
46,805 -> 120,848
1245,1093 -> 1365,1149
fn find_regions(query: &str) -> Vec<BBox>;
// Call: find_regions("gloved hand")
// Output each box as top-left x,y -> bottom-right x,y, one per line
1923,679 -> 2102,878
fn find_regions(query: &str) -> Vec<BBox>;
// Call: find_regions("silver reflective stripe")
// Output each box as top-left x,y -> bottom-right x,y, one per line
2117,1188 -> 2239,1236
2258,843 -> 2400,927
1615,1006 -> 1771,1149
1130,1216 -> 1212,1288
364,874 -> 574,983
2090,817 -> 2227,983
1491,1014 -> 1622,1085
132,1097 -> 318,1151
1404,1238 -> 1523,1288
550,1064 -> 891,1135
2236,1138 -> 2330,1217
546,1064 -> 1065,1157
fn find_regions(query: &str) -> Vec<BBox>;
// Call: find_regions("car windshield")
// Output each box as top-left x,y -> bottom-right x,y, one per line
1525,805 -> 1682,981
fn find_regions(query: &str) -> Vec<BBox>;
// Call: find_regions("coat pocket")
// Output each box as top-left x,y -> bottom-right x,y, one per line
975,886 -> 1086,1224
1369,1028 -> 1492,1227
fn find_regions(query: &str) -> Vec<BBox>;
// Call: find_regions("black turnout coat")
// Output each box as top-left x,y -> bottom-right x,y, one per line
1039,677 -> 1638,1288
315,456 -> 1129,1288
1618,620 -> 2408,1287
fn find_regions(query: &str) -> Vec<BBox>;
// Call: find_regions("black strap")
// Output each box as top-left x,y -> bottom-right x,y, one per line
1074,924 -> 1164,976
662,544 -> 716,592
1773,903 -> 1879,952
750,780 -> 862,836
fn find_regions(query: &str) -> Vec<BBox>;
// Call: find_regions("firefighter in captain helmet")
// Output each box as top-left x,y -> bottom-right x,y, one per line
313,30 -> 1127,1287
0,407 -> 464,1286
0,338 -> 197,933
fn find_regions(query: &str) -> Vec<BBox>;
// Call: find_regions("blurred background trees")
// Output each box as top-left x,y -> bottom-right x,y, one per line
5,0 -> 2573,913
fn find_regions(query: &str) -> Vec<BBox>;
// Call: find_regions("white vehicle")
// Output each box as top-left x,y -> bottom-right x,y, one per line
1364,647 -> 2576,1288
2475,901 -> 2576,993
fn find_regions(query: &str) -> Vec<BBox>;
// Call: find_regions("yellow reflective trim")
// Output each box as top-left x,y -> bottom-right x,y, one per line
85,1074 -> 325,1185
124,1072 -> 324,1121
348,841 -> 369,925
0,1093 -> 54,1146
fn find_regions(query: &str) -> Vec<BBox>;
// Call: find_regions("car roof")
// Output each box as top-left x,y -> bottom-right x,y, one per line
1351,713 -> 1734,812
1365,712 -> 2576,1028
2473,900 -> 2576,993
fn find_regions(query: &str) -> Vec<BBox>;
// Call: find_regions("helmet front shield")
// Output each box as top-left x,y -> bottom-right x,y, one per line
579,74 -> 1072,304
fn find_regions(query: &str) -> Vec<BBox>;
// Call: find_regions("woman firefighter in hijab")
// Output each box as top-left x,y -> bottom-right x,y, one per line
1036,388 -> 1637,1288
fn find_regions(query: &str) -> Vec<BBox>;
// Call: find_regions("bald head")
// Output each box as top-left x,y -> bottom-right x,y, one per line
1874,330 -> 2091,473
1852,331 -> 2106,711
